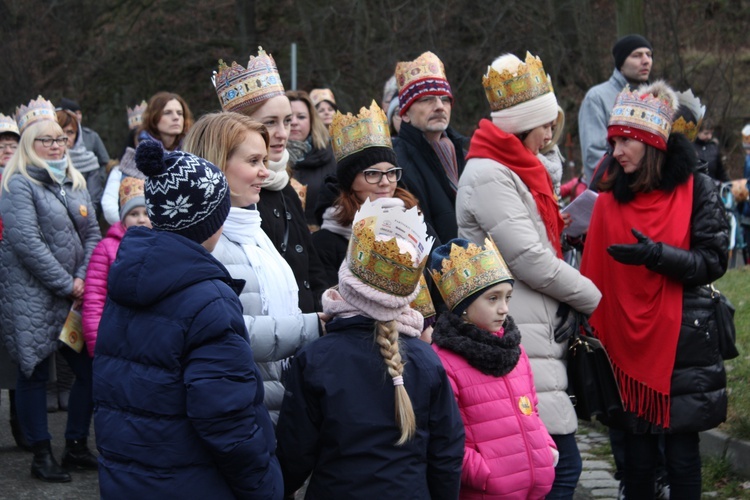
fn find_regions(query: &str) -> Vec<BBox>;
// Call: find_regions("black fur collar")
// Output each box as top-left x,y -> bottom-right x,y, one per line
610,133 -> 696,203
432,313 -> 521,377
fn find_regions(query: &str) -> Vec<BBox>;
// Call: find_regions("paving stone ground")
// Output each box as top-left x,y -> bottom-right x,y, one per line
575,425 -> 620,500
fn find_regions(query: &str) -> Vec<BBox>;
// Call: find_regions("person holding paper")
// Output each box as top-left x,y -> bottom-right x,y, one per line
0,97 -> 101,482
456,53 -> 601,499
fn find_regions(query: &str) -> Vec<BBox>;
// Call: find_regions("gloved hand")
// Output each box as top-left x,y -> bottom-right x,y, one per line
607,228 -> 662,267
554,303 -> 590,343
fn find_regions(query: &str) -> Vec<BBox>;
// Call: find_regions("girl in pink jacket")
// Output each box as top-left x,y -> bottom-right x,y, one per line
429,237 -> 557,500
82,177 -> 150,356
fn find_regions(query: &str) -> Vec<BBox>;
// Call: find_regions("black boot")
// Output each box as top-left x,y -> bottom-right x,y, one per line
61,438 -> 98,470
31,440 -> 71,482
9,390 -> 33,451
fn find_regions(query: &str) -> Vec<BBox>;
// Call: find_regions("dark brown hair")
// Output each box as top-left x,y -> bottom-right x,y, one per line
139,92 -> 194,151
599,144 -> 666,194
55,110 -> 79,143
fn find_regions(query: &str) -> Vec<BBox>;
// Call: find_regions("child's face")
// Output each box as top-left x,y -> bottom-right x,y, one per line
463,282 -> 513,332
123,206 -> 151,229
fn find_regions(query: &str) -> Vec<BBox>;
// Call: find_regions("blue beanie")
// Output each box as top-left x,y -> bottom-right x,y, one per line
135,140 -> 231,244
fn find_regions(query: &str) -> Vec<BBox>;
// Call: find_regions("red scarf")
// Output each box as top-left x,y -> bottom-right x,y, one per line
467,119 -> 563,258
580,177 -> 693,428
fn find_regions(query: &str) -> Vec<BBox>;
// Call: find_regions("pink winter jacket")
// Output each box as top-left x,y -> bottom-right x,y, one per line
432,327 -> 556,499
82,222 -> 126,357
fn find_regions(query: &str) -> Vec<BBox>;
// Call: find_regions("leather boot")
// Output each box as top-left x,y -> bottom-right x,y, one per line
61,438 -> 98,470
31,440 -> 71,482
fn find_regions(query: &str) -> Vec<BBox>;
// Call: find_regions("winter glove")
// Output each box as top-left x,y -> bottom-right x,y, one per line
554,303 -> 591,343
607,228 -> 662,267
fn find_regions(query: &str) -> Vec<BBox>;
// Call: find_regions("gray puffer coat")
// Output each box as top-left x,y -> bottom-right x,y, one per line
0,166 -> 101,377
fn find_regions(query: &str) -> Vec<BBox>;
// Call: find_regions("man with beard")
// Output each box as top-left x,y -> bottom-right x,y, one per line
393,51 -> 467,242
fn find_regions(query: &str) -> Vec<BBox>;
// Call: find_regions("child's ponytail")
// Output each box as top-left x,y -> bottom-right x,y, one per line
375,320 -> 416,445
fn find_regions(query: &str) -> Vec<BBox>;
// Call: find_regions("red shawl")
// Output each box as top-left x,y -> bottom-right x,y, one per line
467,119 -> 564,258
580,177 -> 693,428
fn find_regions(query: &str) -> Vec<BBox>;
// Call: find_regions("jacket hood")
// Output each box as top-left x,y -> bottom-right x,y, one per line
107,226 -> 236,308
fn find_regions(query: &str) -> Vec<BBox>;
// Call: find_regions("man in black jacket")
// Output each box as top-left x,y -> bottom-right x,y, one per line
393,51 -> 467,243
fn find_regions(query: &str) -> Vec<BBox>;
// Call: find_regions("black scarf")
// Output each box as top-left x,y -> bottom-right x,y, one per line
432,313 -> 521,377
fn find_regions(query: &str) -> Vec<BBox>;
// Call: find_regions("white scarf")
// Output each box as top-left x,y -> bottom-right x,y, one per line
222,206 -> 300,316
262,148 -> 290,192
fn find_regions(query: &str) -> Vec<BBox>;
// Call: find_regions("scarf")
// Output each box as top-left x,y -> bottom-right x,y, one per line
221,206 -> 300,316
322,263 -> 423,338
319,206 -> 352,239
467,119 -> 564,258
432,313 -> 522,377
68,124 -> 100,174
430,133 -> 459,192
580,177 -> 693,428
46,158 -> 69,184
262,149 -> 290,192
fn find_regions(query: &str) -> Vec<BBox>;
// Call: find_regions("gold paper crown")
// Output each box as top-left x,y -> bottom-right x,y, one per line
0,113 -> 20,136
395,51 -> 448,92
609,85 -> 675,144
483,52 -> 554,112
127,101 -> 147,130
15,96 -> 57,134
671,89 -> 706,141
347,199 -> 434,297
410,275 -> 436,319
330,100 -> 392,163
429,237 -> 514,312
310,88 -> 336,107
212,47 -> 286,112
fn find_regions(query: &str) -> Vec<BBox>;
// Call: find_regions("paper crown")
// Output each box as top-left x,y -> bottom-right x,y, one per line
429,237 -> 513,312
347,198 -> 434,297
483,52 -> 554,112
330,100 -> 392,163
671,89 -> 706,142
127,101 -> 147,130
15,96 -> 57,134
608,83 -> 676,149
410,275 -> 436,319
212,47 -> 286,113
395,51 -> 452,114
0,114 -> 20,137
310,88 -> 336,107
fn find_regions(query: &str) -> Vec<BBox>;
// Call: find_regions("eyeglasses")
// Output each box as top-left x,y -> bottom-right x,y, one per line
361,168 -> 402,184
34,137 -> 68,147
0,143 -> 18,152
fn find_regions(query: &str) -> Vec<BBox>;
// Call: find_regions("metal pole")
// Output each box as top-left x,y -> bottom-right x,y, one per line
291,43 -> 297,90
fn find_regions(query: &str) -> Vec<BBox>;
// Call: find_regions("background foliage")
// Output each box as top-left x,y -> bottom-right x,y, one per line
1,0 -> 749,173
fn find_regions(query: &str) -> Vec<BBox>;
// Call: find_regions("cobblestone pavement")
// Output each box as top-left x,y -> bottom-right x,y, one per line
575,425 -> 620,500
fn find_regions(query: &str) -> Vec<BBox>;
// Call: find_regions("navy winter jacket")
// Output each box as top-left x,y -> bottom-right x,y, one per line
93,227 -> 282,499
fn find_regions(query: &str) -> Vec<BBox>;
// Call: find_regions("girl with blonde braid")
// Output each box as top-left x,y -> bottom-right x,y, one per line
276,199 -> 464,498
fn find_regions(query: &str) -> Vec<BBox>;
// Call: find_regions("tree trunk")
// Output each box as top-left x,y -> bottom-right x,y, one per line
616,0 -> 645,36
236,0 -> 256,56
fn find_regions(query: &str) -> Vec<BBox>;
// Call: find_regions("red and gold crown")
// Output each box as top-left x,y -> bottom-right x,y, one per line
212,47 -> 286,112
671,89 -> 705,142
347,199 -> 434,297
127,100 -> 147,130
0,113 -> 19,137
330,100 -> 392,163
15,96 -> 57,134
483,52 -> 554,112
608,82 -> 677,150
395,51 -> 452,115
310,88 -> 336,107
429,237 -> 513,312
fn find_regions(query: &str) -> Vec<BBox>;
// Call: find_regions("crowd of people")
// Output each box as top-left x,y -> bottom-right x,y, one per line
0,32 -> 742,499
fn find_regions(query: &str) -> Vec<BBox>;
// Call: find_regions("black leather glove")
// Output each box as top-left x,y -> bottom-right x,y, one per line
554,303 -> 588,343
607,228 -> 662,267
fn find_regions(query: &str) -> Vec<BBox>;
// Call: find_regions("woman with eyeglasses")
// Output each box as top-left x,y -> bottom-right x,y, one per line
312,102 -> 424,289
0,98 -> 101,483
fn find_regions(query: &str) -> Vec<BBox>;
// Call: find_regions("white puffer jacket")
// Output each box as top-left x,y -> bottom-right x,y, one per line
456,157 -> 601,435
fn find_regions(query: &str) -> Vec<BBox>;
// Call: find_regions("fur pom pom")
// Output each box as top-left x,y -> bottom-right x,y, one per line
135,140 -> 165,177
637,80 -> 680,113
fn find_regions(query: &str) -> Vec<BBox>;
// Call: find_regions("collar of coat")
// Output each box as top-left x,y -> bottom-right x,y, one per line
432,312 -> 521,377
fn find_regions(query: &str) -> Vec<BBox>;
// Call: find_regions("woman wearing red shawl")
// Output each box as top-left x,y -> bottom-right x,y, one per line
580,81 -> 729,500
456,52 -> 601,500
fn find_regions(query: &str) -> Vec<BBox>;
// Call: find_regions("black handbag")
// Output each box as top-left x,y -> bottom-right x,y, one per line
710,284 -> 739,360
566,329 -> 623,421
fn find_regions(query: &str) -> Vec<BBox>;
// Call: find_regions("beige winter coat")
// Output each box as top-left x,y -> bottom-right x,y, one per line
456,157 -> 601,435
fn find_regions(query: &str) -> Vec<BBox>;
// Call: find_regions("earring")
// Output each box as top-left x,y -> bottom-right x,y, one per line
461,310 -> 467,316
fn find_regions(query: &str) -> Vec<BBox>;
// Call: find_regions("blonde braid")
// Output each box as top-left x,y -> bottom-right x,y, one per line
375,320 -> 416,445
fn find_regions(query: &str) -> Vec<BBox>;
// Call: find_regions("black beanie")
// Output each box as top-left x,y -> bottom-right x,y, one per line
335,146 -> 398,191
612,34 -> 653,70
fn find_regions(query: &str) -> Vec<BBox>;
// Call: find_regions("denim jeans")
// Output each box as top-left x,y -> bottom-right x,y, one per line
623,431 -> 701,500
15,347 -> 93,444
546,432 -> 583,499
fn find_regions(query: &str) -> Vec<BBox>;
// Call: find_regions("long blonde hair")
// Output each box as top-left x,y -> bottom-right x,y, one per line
2,120 -> 86,192
375,320 -> 416,445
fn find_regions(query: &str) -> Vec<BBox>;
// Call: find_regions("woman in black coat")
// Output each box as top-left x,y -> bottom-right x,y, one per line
581,82 -> 729,500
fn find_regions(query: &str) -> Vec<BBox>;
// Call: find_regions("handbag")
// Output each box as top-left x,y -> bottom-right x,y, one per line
710,284 -> 739,360
566,328 -> 623,421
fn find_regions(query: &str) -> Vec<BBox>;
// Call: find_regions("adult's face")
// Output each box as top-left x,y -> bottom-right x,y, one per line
316,101 -> 336,126
251,95 -> 292,163
620,48 -> 653,83
63,124 -> 78,148
33,129 -> 67,161
522,122 -> 554,155
351,162 -> 399,203
0,135 -> 19,167
157,99 -> 185,140
224,131 -> 269,207
289,100 -> 311,142
402,95 -> 451,135
612,136 -> 646,174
